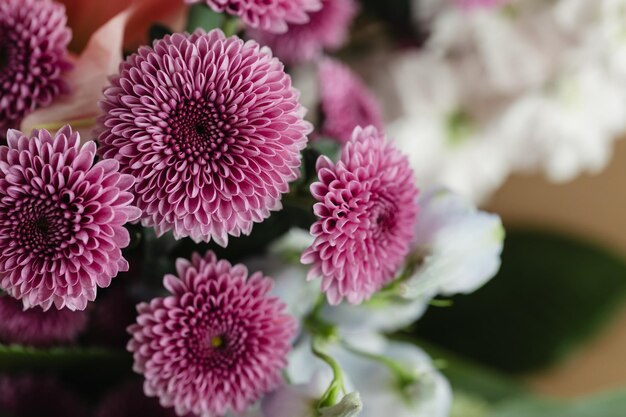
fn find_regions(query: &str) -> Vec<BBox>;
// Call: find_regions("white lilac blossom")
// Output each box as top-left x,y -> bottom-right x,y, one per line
379,52 -> 511,203
499,65 -> 626,181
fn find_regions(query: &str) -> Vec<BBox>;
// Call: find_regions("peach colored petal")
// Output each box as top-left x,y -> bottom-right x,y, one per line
21,11 -> 130,140
59,0 -> 185,52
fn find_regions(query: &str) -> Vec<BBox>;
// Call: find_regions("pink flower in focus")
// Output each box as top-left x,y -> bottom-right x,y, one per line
128,251 -> 296,417
0,0 -> 72,133
0,295 -> 87,347
247,0 -> 359,65
0,127 -> 141,311
187,0 -> 323,34
98,30 -> 311,245
301,126 -> 419,305
318,58 -> 384,144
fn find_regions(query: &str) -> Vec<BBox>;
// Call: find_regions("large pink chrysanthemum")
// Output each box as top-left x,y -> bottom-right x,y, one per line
187,0 -> 323,34
0,0 -> 72,133
246,0 -> 358,65
98,30 -> 311,246
318,58 -> 384,144
128,251 -> 297,417
301,126 -> 419,305
0,126 -> 141,311
0,295 -> 87,347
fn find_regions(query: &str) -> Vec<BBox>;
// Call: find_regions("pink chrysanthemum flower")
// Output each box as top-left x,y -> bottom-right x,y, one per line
98,30 -> 311,246
128,251 -> 297,417
0,0 -> 72,133
187,0 -> 323,34
247,0 -> 358,65
301,126 -> 419,305
318,58 -> 384,144
0,127 -> 141,311
0,295 -> 87,347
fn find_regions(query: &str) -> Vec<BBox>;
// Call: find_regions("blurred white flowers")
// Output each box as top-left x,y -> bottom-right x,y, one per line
352,0 -> 626,202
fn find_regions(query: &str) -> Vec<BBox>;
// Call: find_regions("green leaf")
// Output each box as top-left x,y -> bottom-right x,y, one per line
414,340 -> 529,403
414,230 -> 626,373
186,3 -> 223,32
0,344 -> 130,372
488,391 -> 626,417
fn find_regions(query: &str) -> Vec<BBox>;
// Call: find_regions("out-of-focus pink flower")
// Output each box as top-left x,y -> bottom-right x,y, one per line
455,0 -> 507,9
94,382 -> 186,417
0,375 -> 88,417
0,295 -> 88,347
98,29 -> 311,245
302,126 -> 419,305
187,0 -> 323,34
128,251 -> 296,417
20,10 -> 130,141
247,0 -> 358,65
318,58 -> 384,144
58,0 -> 186,52
0,127 -> 141,311
0,0 -> 72,134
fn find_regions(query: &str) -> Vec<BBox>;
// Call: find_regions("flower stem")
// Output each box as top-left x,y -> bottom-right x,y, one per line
312,336 -> 346,409
341,341 -> 418,389
221,16 -> 240,37
34,117 -> 98,132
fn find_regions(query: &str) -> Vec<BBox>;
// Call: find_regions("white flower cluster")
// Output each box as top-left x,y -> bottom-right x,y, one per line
374,0 -> 626,202
245,187 -> 504,416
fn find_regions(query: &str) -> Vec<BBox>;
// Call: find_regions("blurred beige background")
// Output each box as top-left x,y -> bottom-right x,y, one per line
486,138 -> 626,398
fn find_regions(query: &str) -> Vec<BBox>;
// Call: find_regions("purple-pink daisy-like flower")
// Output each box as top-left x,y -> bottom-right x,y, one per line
128,250 -> 297,417
301,126 -> 419,305
246,0 -> 358,65
0,295 -> 87,347
0,0 -> 72,133
187,0 -> 322,34
0,126 -> 141,311
318,58 -> 384,144
98,30 -> 311,246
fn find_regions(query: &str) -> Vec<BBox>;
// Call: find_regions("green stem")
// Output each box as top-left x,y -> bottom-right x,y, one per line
35,117 -> 98,132
341,341 -> 418,389
221,16 -> 240,37
312,337 -> 346,409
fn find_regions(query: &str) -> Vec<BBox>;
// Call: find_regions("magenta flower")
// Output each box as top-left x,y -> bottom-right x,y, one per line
94,382 -> 185,417
318,58 -> 384,144
0,126 -> 141,311
98,30 -> 311,246
128,251 -> 297,417
0,295 -> 87,347
0,0 -> 72,133
187,0 -> 322,34
247,0 -> 358,65
301,126 -> 419,305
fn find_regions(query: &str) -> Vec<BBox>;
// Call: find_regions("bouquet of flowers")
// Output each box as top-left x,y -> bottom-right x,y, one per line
1,0 -> 625,416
